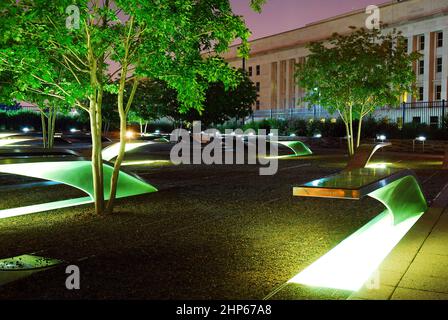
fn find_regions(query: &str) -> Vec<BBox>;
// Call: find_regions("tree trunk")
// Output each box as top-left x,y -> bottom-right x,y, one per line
356,115 -> 364,149
40,111 -> 47,148
349,105 -> 354,156
89,97 -> 105,216
144,122 -> 148,135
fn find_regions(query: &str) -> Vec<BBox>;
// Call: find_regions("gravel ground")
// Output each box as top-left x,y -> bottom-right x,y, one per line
0,147 -> 446,300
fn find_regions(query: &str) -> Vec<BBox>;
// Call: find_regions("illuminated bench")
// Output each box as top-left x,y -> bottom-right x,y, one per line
0,151 -> 157,219
274,140 -> 313,157
290,168 -> 427,291
345,142 -> 391,170
240,136 -> 312,157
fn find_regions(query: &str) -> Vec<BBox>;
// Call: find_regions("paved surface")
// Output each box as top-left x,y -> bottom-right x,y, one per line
0,144 -> 446,299
348,180 -> 448,300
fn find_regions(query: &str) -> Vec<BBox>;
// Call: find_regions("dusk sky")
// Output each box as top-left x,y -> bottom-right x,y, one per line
230,0 -> 390,40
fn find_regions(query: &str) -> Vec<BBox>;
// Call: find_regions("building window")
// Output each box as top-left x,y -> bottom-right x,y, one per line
404,38 -> 409,50
430,116 -> 439,128
435,85 -> 442,101
418,60 -> 424,75
256,65 -> 261,76
419,35 -> 425,51
437,32 -> 443,48
413,117 -> 421,124
248,66 -> 253,77
256,100 -> 260,110
256,82 -> 260,92
436,57 -> 442,73
418,87 -> 424,101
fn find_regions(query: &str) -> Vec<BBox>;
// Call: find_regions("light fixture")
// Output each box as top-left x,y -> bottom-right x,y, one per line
126,131 -> 134,139
290,133 -> 296,137
314,133 -> 322,138
416,136 -> 426,142
22,127 -> 30,133
70,128 -> 78,133
377,135 -> 386,142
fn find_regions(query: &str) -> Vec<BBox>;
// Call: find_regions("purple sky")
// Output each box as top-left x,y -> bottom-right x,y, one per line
231,0 -> 389,40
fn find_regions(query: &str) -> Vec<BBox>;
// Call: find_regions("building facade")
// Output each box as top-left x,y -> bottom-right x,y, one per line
222,0 -> 448,124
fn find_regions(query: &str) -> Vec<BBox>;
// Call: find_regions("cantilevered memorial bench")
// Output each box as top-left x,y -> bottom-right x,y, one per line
345,142 -> 391,170
0,149 -> 157,219
240,136 -> 313,158
289,167 -> 428,291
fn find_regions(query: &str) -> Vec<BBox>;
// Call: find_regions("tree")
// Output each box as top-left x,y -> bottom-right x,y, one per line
0,0 -> 263,215
296,27 -> 420,156
167,70 -> 257,127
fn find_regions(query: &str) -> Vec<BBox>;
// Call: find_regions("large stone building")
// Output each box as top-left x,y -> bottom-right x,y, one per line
222,0 -> 448,124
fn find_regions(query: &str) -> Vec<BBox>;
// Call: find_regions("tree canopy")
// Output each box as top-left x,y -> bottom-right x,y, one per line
296,27 -> 420,155
0,0 -> 262,215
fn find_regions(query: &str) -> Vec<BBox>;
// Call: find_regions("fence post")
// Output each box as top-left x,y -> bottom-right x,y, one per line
402,102 -> 406,126
442,100 -> 446,130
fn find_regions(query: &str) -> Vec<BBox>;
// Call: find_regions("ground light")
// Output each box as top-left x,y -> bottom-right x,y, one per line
289,175 -> 427,292
21,127 -> 30,133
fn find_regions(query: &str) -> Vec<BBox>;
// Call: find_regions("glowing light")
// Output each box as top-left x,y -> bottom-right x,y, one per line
154,130 -> 161,134
102,141 -> 154,161
126,131 -> 134,139
377,135 -> 386,141
0,160 -> 157,219
22,127 -> 30,133
0,133 -> 17,139
290,133 -> 296,137
276,141 -> 313,157
289,211 -> 423,291
366,163 -> 389,169
0,138 -> 33,146
70,128 -> 78,133
289,175 -> 427,291
314,133 -> 322,139
416,136 -> 426,142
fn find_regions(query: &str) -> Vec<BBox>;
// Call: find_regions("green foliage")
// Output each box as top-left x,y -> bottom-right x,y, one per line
166,70 -> 257,126
296,27 -> 421,154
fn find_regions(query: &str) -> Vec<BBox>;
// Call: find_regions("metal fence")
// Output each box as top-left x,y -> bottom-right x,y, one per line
250,100 -> 447,128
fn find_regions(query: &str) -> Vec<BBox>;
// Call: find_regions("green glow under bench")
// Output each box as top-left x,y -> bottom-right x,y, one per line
291,168 -> 427,291
0,153 -> 157,219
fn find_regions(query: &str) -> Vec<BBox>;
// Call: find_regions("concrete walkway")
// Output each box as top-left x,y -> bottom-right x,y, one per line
349,181 -> 448,300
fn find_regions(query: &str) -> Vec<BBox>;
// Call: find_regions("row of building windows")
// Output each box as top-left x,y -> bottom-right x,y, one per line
418,57 -> 444,74
417,32 -> 444,51
417,85 -> 443,101
248,65 -> 261,77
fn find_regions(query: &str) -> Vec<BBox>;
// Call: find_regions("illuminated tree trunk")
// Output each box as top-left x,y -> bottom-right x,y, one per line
106,77 -> 139,214
356,115 -> 364,149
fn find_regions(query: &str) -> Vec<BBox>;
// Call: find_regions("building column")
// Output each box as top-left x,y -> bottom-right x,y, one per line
443,28 -> 448,101
424,32 -> 431,101
285,60 -> 290,109
276,60 -> 281,110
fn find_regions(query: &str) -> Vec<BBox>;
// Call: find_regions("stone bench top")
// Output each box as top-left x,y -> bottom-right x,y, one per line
293,168 -> 416,200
